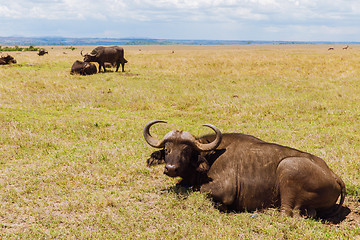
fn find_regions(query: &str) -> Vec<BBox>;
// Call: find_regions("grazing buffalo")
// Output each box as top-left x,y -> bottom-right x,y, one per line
0,54 -> 17,65
81,46 -> 127,72
144,120 -> 346,218
70,60 -> 97,75
38,48 -> 48,56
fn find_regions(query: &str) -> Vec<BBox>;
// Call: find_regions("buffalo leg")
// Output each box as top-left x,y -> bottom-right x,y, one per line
276,157 -> 342,217
115,62 -> 124,72
98,63 -> 106,72
200,180 -> 235,207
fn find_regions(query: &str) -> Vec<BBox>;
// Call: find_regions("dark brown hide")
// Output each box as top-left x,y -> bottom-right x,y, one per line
144,121 -> 346,218
70,60 -> 97,75
82,46 -> 127,72
38,49 -> 48,56
0,55 -> 17,65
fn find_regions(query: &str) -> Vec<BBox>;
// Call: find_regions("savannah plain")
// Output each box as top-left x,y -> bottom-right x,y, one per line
0,44 -> 360,239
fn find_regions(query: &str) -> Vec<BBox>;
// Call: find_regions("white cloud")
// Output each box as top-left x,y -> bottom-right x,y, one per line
1,0 -> 360,40
2,0 -> 360,22
0,5 -> 18,18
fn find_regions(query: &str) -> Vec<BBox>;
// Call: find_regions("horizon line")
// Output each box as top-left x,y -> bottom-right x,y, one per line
1,36 -> 359,46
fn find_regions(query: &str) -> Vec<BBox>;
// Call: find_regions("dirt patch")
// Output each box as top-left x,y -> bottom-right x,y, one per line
326,196 -> 360,228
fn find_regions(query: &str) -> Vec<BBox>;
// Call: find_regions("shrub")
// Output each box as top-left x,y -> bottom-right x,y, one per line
0,45 -> 39,52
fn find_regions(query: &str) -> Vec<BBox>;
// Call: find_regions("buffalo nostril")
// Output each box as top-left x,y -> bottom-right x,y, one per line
164,164 -> 177,177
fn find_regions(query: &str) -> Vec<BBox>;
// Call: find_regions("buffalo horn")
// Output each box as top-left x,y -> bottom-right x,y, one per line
194,124 -> 222,151
80,50 -> 85,56
144,120 -> 222,151
143,120 -> 167,148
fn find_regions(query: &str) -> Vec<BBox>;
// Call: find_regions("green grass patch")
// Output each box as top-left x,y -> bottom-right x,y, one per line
0,45 -> 359,239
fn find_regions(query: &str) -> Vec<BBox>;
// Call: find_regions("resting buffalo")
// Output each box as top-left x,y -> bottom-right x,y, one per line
70,60 -> 97,75
144,120 -> 346,218
38,49 -> 48,56
81,46 -> 127,72
0,54 -> 17,65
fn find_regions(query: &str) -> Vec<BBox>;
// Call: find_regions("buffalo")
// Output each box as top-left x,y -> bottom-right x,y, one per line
0,54 -> 17,65
144,120 -> 346,218
38,48 -> 48,56
70,60 -> 97,75
81,46 -> 127,73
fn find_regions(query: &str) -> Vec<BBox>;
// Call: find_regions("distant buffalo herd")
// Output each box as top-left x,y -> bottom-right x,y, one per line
0,46 -> 127,76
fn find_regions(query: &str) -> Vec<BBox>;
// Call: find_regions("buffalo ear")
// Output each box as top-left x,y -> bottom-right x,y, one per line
196,155 -> 210,173
147,150 -> 165,166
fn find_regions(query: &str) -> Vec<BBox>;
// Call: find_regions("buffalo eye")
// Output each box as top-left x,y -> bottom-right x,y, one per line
164,147 -> 170,155
182,145 -> 193,154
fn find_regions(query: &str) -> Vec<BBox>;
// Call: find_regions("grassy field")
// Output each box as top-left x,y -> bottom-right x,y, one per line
0,44 -> 359,239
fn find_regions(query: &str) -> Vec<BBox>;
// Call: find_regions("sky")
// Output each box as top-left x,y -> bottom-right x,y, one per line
1,0 -> 360,41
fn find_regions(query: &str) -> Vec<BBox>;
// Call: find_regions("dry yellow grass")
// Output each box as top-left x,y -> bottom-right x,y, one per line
0,44 -> 359,239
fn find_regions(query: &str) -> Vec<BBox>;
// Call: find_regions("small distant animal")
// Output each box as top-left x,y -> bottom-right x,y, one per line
328,47 -> 335,50
144,120 -> 346,218
343,45 -> 349,50
81,46 -> 127,72
38,49 -> 48,56
0,54 -> 17,65
70,60 -> 97,75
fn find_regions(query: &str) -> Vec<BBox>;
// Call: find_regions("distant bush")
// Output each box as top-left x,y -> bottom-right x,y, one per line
65,46 -> 76,51
125,40 -> 171,45
0,45 -> 40,52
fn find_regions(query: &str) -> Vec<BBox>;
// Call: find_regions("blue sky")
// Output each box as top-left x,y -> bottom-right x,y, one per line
1,0 -> 360,41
